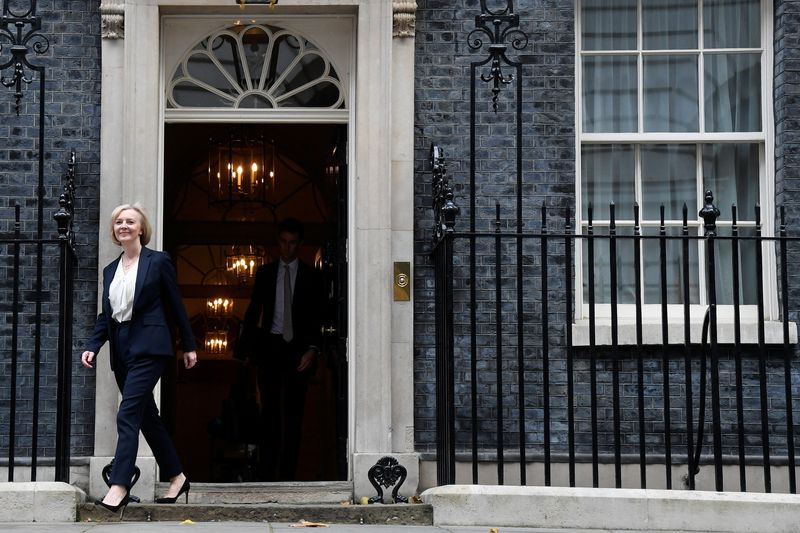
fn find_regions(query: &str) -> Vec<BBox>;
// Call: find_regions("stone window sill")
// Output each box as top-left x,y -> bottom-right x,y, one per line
571,319 -> 798,346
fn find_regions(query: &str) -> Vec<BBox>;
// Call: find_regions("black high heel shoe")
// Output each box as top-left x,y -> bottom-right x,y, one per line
155,478 -> 190,504
95,492 -> 131,515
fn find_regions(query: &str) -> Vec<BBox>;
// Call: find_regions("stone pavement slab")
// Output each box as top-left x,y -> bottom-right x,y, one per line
0,523 -> 714,533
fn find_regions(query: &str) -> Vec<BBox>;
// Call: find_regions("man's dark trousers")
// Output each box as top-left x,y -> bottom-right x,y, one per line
257,333 -> 312,481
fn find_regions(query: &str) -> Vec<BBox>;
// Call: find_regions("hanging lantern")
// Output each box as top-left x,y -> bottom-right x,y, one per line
225,244 -> 266,284
208,133 -> 268,205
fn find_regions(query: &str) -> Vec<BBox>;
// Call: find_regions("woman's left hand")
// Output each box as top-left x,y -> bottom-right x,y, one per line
183,350 -> 197,369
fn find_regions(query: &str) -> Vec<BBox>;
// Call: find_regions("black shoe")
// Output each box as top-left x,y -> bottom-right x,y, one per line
95,492 -> 131,514
155,478 -> 190,504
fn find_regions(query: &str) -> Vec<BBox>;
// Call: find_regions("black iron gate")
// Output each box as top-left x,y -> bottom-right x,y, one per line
1,0 -> 78,483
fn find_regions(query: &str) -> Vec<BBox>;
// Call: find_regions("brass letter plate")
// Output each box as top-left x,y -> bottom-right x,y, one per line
393,261 -> 411,301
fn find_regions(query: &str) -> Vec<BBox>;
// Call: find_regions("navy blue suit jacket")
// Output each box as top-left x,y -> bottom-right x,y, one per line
86,247 -> 197,371
241,260 -> 322,359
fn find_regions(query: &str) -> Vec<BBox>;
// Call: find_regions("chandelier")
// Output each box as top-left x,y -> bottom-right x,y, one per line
204,330 -> 229,354
199,265 -> 235,356
208,133 -> 276,205
225,244 -> 267,284
206,296 -> 234,317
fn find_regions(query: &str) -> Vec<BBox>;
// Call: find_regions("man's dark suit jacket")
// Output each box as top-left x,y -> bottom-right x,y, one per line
86,247 -> 197,371
241,260 -> 322,360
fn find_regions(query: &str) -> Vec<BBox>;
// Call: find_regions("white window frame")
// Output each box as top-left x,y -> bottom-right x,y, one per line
573,0 -> 788,344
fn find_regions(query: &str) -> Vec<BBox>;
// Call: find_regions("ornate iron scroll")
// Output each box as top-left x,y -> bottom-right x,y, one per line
102,460 -> 142,503
367,456 -> 408,504
53,151 -> 76,245
467,0 -> 529,112
431,144 -> 459,243
0,0 -> 49,114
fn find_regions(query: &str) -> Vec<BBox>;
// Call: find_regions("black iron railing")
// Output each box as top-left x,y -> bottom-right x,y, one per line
2,152 -> 77,483
431,145 -> 800,494
1,0 -> 77,483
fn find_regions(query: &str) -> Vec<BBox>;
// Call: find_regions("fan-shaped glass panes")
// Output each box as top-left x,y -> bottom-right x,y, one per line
167,24 -> 345,109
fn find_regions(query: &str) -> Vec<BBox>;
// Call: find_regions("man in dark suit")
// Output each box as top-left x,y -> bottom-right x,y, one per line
241,218 -> 322,481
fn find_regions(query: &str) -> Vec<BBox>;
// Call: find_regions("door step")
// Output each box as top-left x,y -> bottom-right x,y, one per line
79,481 -> 433,525
79,502 -> 433,525
152,481 -> 354,505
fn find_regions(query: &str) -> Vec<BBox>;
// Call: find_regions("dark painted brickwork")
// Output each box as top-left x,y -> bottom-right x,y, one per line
776,0 -> 800,327
414,0 -> 576,453
415,0 -> 800,467
0,0 -> 100,461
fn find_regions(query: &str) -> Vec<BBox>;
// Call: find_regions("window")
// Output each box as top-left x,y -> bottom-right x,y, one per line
166,23 -> 345,110
576,0 -> 772,317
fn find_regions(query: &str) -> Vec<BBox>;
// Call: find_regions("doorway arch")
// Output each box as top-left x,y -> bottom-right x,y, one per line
160,16 -> 352,483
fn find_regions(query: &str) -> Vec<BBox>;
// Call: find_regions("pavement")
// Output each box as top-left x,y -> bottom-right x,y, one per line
0,525 -> 677,533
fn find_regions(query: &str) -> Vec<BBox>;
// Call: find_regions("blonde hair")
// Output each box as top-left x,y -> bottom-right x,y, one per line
109,203 -> 152,246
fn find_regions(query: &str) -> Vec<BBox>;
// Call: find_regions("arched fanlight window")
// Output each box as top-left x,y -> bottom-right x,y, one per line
166,24 -> 345,109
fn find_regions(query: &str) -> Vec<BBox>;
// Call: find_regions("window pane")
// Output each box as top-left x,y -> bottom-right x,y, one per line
641,145 -> 697,220
184,53 -> 240,99
583,56 -> 638,133
206,35 -> 247,90
172,80 -> 234,108
702,143 -> 759,220
704,0 -> 760,49
581,145 -> 635,220
714,227 -> 757,305
704,53 -> 761,132
643,0 -> 698,49
644,55 -> 699,132
242,27 -> 271,89
583,227 -> 637,304
582,0 -> 637,50
642,227 -> 700,304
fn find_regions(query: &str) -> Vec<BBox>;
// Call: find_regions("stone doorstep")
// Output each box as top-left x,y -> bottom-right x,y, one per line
151,481 -> 354,505
78,502 -> 434,525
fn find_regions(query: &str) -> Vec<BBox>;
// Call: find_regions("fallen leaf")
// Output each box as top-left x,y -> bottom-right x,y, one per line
488,528 -> 499,533
359,496 -> 370,505
339,500 -> 352,506
180,519 -> 196,525
288,519 -> 329,528
409,495 -> 422,504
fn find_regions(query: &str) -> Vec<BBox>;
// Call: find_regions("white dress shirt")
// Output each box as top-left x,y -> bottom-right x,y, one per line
109,257 -> 138,322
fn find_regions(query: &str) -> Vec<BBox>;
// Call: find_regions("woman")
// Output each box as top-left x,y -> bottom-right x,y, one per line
81,203 -> 197,512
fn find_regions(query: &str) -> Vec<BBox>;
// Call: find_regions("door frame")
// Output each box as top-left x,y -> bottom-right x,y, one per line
93,0 -> 418,502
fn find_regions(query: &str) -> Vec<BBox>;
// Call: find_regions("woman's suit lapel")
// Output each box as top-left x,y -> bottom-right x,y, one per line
133,247 -> 153,312
103,256 -> 121,315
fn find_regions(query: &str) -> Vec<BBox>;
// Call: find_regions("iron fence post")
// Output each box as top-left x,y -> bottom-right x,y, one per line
53,151 -> 76,483
699,190 -> 723,491
431,145 -> 458,486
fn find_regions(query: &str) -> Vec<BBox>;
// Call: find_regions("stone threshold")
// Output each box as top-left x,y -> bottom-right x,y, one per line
78,502 -> 433,525
151,481 -> 354,505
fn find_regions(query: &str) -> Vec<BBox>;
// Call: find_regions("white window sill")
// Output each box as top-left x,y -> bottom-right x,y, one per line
571,319 -> 798,346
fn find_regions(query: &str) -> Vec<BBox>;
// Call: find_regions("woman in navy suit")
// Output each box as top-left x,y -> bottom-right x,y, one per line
81,204 -> 197,512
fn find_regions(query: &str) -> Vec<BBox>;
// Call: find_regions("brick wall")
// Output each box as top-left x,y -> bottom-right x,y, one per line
414,0 -> 800,468
414,0 -> 577,453
0,0 -> 101,461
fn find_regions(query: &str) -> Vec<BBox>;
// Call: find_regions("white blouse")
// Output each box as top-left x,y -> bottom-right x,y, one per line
109,257 -> 138,323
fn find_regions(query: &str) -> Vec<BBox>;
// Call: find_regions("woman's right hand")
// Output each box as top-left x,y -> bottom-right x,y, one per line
81,351 -> 95,369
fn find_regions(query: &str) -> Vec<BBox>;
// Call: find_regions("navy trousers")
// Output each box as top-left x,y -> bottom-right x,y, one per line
109,322 -> 182,487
